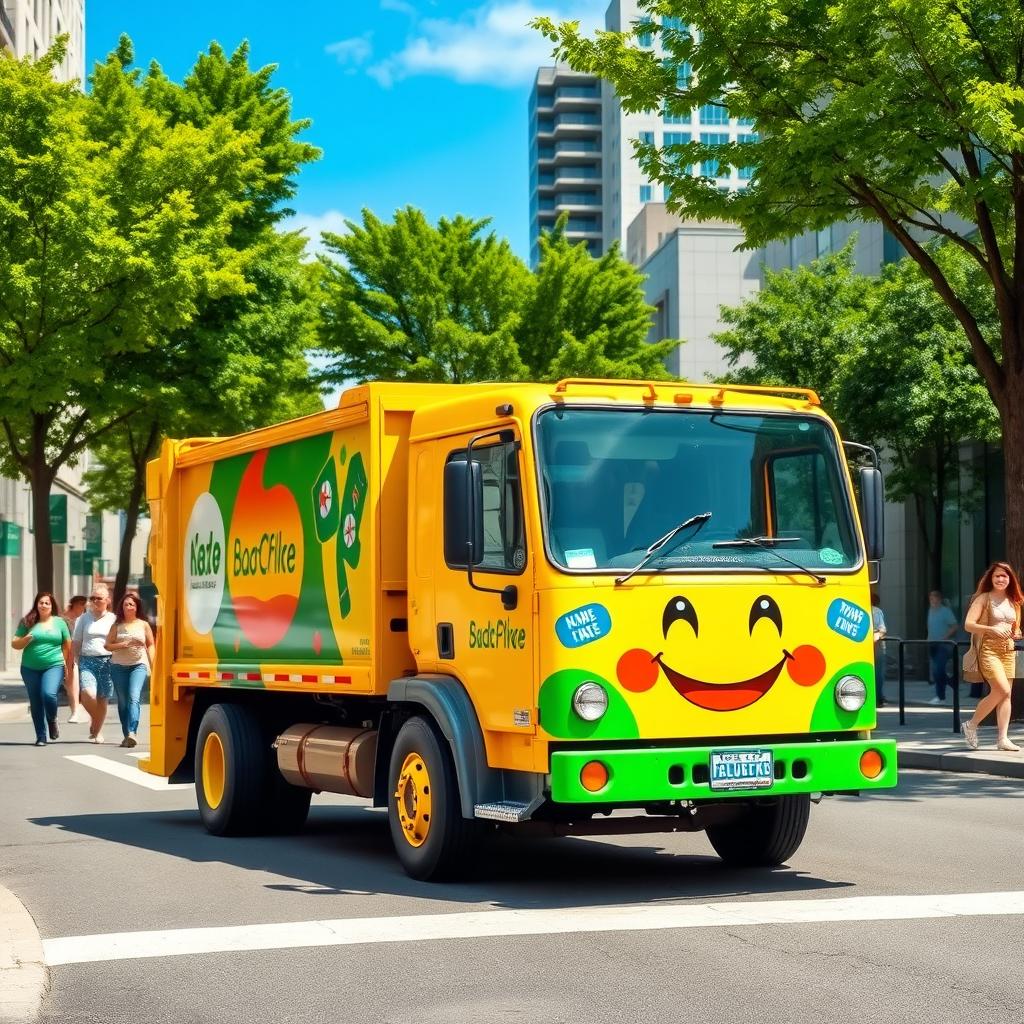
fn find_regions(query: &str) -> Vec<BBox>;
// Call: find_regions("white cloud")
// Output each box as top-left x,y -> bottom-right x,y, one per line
281,210 -> 351,261
367,2 -> 601,88
325,33 -> 374,68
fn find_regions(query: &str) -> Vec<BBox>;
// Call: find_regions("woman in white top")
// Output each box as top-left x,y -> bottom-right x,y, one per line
72,584 -> 116,744
961,562 -> 1023,752
105,592 -> 156,749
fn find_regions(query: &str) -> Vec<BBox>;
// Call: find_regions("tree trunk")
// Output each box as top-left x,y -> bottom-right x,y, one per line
113,422 -> 159,606
28,434 -> 55,595
1002,398 -> 1024,573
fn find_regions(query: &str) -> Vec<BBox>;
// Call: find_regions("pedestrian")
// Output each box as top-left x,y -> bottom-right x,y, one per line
871,590 -> 887,707
926,590 -> 959,704
10,592 -> 73,746
961,561 -> 1023,752
105,592 -> 155,748
62,595 -> 88,723
72,584 -> 116,744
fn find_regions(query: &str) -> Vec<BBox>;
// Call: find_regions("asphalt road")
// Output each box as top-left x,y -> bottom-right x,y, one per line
1,710 -> 1021,1024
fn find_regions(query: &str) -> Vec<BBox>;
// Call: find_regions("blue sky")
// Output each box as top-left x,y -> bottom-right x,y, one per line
85,1 -> 604,262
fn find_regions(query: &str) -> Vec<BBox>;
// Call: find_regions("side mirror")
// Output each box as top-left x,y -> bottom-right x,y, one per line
444,458 -> 484,567
858,466 -> 885,561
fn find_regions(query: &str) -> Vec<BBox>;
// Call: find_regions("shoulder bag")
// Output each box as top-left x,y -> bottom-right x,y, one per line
962,598 -> 989,684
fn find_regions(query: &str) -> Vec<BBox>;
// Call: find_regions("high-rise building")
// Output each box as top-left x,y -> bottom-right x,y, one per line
602,0 -> 754,254
528,65 -> 603,267
1,1 -> 85,83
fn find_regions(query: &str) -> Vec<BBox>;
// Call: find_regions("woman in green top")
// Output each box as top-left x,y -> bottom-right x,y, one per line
11,591 -> 72,746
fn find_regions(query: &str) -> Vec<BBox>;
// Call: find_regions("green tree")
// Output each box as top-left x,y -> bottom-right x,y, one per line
536,0 -> 1024,567
838,256 -> 1000,589
714,245 -> 872,413
85,230 -> 322,602
714,245 -> 999,588
317,209 -> 676,384
77,38 -> 320,600
0,40 -> 254,590
519,227 -> 676,379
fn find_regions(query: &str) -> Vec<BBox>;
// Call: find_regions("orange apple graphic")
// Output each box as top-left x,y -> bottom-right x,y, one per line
227,450 -> 305,648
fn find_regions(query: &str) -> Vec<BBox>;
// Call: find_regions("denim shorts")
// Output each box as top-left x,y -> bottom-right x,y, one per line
79,655 -> 113,699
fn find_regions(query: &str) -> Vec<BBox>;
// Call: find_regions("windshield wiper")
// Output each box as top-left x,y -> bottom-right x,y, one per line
711,535 -> 826,585
615,512 -> 712,586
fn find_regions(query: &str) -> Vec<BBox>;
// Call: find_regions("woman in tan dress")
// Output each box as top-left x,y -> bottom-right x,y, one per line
961,562 -> 1023,752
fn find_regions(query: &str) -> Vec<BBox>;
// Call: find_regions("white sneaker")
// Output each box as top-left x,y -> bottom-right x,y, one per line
928,697 -> 944,705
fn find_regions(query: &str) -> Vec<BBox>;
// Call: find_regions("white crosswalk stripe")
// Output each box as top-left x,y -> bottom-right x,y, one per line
42,890 -> 1024,966
63,754 -> 191,791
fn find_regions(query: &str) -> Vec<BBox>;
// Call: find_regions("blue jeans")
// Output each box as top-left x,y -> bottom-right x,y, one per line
110,663 -> 148,737
21,664 -> 65,743
929,642 -> 952,699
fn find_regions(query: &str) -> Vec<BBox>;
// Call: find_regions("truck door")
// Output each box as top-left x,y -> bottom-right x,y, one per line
433,429 -> 535,741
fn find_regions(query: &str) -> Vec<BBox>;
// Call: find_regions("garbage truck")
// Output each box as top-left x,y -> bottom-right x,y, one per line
143,378 -> 896,880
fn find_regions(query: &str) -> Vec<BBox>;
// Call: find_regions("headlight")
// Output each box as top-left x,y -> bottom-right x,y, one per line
835,674 -> 867,712
572,681 -> 608,721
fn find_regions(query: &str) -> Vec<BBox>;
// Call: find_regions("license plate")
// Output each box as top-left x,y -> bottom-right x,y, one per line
709,749 -> 775,792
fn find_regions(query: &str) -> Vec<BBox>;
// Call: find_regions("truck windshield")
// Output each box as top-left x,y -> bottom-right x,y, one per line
536,407 -> 860,573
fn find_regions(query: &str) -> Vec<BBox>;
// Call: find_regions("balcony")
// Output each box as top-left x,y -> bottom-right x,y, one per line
1,3 -> 15,50
555,112 -> 601,128
554,140 -> 600,158
554,165 -> 601,184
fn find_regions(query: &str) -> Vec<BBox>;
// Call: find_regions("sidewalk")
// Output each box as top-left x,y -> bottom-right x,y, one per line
3,671 -> 1022,778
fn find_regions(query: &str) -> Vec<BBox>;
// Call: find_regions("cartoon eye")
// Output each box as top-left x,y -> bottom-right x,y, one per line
663,596 -> 698,638
749,595 -> 783,635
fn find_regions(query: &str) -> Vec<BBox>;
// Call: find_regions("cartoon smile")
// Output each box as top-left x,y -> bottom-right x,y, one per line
654,652 -> 790,712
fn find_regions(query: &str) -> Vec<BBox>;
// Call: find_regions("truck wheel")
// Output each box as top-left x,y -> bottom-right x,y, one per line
195,703 -> 267,836
387,716 -> 479,881
705,794 -> 810,867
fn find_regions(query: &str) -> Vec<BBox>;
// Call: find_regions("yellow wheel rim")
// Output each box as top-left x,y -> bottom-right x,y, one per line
202,732 -> 226,810
395,751 -> 432,848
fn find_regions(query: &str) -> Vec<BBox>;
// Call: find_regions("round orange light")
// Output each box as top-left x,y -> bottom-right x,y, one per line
860,749 -> 884,779
580,760 -> 609,792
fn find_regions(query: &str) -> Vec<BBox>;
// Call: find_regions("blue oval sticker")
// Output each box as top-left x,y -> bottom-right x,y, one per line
556,603 -> 612,648
827,598 -> 870,643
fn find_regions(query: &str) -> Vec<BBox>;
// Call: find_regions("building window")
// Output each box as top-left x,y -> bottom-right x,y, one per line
639,131 -> 655,146
676,62 -> 692,89
639,185 -> 653,203
637,17 -> 654,47
662,16 -> 686,33
736,115 -> 755,127
883,228 -> 904,264
663,184 -> 672,201
737,133 -> 757,180
699,102 -> 729,125
816,225 -> 834,256
700,132 -> 730,177
664,131 -> 692,174
664,104 -> 690,125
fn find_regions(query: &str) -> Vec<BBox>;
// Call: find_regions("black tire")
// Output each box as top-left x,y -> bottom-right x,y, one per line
387,715 -> 479,881
705,794 -> 811,867
195,703 -> 269,836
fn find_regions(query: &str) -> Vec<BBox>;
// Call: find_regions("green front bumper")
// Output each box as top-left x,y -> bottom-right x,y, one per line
550,738 -> 898,803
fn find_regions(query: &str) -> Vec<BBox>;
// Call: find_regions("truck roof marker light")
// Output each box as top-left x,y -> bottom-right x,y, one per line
580,761 -> 609,792
673,393 -> 693,404
572,681 -> 608,721
860,749 -> 884,780
835,674 -> 867,712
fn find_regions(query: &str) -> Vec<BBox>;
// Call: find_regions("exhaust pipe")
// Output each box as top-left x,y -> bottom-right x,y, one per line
275,724 -> 378,798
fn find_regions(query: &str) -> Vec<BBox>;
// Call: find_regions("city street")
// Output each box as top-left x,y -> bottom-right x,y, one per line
1,712 -> 1021,1024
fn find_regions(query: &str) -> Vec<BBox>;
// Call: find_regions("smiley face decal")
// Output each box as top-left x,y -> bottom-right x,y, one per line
617,593 -> 827,713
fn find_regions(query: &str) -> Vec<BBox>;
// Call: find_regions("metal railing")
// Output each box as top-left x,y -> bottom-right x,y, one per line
880,637 -> 970,733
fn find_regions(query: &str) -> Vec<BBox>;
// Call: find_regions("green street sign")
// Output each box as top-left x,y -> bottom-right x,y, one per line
49,494 -> 67,544
0,521 -> 21,557
85,514 -> 102,556
70,550 -> 92,576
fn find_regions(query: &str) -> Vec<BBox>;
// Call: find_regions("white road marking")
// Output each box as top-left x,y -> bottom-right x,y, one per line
123,750 -> 147,760
63,754 -> 192,791
42,890 -> 1024,966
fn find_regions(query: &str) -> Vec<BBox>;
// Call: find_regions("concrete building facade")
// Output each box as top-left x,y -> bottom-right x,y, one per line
528,65 -> 604,267
0,1 -> 85,82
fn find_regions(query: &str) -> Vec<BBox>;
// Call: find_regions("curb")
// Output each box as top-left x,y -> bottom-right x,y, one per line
897,748 -> 1024,780
0,885 -> 46,1024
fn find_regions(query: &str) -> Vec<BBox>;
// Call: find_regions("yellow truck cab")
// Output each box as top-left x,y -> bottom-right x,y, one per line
145,378 -> 896,880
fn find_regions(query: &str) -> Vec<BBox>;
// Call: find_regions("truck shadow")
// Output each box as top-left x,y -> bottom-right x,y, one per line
30,803 -> 855,910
